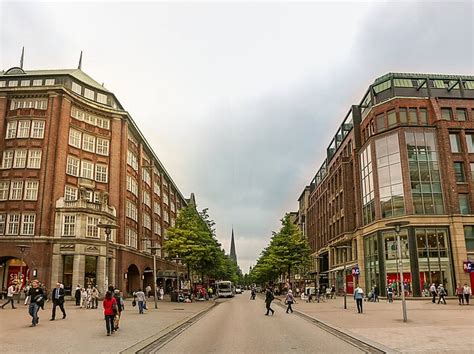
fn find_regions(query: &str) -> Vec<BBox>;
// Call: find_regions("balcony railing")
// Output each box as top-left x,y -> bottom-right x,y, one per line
56,197 -> 116,216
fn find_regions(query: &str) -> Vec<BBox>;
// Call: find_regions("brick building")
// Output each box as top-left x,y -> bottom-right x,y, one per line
300,73 -> 474,296
0,65 -> 190,296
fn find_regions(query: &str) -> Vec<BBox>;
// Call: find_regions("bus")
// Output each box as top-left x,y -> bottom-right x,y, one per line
216,281 -> 234,298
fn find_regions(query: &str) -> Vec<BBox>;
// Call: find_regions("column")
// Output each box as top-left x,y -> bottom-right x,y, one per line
96,255 -> 106,295
50,254 -> 62,290
72,254 -> 85,288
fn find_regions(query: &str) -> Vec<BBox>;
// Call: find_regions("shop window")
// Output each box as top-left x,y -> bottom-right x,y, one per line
459,194 -> 470,214
84,256 -> 97,287
383,230 -> 411,296
441,108 -> 452,120
62,255 -> 74,296
455,108 -> 467,121
454,162 -> 465,182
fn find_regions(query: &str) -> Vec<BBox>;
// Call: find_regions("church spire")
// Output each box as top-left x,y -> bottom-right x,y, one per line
20,46 -> 24,69
78,50 -> 83,70
230,227 -> 237,264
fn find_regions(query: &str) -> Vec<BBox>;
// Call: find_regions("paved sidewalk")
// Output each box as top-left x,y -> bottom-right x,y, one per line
0,299 -> 214,353
277,295 -> 474,353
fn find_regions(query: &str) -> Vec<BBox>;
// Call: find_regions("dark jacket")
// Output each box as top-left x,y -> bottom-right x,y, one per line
74,288 -> 81,299
28,287 -> 45,308
52,287 -> 65,304
265,289 -> 274,303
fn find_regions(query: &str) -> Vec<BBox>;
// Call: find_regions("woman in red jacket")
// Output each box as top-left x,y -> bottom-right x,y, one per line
103,291 -> 117,336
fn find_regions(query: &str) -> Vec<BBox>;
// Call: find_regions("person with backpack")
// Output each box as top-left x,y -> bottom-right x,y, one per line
265,286 -> 275,316
285,290 -> 295,314
113,289 -> 124,331
353,285 -> 364,314
387,284 -> 394,303
437,284 -> 447,304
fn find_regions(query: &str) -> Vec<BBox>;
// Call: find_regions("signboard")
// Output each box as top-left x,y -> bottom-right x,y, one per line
463,261 -> 473,273
352,267 -> 360,276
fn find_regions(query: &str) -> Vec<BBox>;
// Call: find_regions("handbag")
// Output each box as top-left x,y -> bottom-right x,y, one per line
112,302 -> 118,315
132,299 -> 136,307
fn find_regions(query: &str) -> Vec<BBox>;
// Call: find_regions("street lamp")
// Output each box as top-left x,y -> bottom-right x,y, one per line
386,220 -> 410,323
336,245 -> 351,309
16,245 -> 31,294
97,223 -> 118,293
313,255 -> 324,288
172,256 -> 182,292
150,244 -> 162,309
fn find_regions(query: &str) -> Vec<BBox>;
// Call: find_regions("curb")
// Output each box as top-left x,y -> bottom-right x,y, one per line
273,300 -> 395,354
120,302 -> 218,354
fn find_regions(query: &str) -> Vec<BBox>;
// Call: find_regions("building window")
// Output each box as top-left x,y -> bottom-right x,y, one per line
0,81 -> 5,87
96,138 -> 109,156
455,108 -> 467,121
454,162 -> 465,182
164,210 -> 169,223
97,93 -> 107,104
82,134 -> 96,153
21,214 -> 35,235
154,181 -> 161,196
24,181 -> 39,200
449,133 -> 461,153
84,88 -> 95,100
376,114 -> 385,132
0,181 -> 9,200
406,131 -> 444,214
143,213 -> 151,229
84,256 -> 97,289
0,214 -> 5,235
20,80 -> 30,87
66,156 -> 80,176
81,161 -> 94,179
31,120 -> 45,138
399,108 -> 407,124
143,191 -> 151,207
419,108 -> 428,125
127,150 -> 138,170
27,150 -> 42,169
154,221 -> 161,235
408,108 -> 417,124
86,216 -> 100,238
8,81 -> 18,87
1,150 -> 14,169
459,194 -> 470,214
6,214 -> 20,235
96,117 -> 110,130
32,79 -> 42,86
63,215 -> 76,236
95,164 -> 108,183
466,134 -> 474,153
17,120 -> 31,138
72,82 -> 82,95
142,169 -> 151,185
154,202 -> 161,216
163,193 -> 169,205
68,129 -> 82,148
126,228 -> 138,248
10,99 -> 47,110
376,133 -> 405,218
387,109 -> 397,128
13,150 -> 27,168
10,181 -> 23,200
126,175 -> 138,196
464,226 -> 474,251
64,185 -> 78,201
126,200 -> 138,221
44,79 -> 54,86
441,108 -> 452,120
6,121 -> 17,139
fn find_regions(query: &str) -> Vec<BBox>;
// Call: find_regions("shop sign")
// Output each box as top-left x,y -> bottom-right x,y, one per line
352,267 -> 360,276
463,261 -> 473,273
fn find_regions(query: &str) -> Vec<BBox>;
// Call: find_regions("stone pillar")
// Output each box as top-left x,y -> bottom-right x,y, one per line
450,219 -> 470,287
72,254 -> 85,288
96,254 -> 106,295
110,257 -> 116,289
50,254 -> 62,290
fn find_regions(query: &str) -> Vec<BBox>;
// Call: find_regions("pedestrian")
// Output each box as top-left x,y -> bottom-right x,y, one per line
1,283 -> 17,309
429,283 -> 437,303
74,285 -> 81,306
387,285 -> 393,303
103,291 -> 117,336
113,289 -> 124,331
285,290 -> 295,314
463,283 -> 472,305
27,280 -> 45,327
145,284 -> 152,298
50,282 -> 66,320
373,285 -> 379,302
92,286 -> 99,309
456,283 -> 464,305
437,284 -> 447,304
331,285 -> 336,299
354,285 -> 364,314
159,287 -> 164,301
80,288 -> 87,308
250,287 -> 256,300
265,286 -> 275,316
135,288 -> 146,314
86,285 -> 93,309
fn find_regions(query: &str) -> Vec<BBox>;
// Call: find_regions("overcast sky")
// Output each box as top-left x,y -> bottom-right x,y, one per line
1,0 -> 473,273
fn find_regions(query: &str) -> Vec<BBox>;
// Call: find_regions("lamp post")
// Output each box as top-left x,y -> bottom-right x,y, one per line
150,245 -> 161,309
172,257 -> 182,292
313,255 -> 323,289
97,223 -> 118,293
336,246 -> 351,309
16,245 -> 31,293
386,221 -> 410,322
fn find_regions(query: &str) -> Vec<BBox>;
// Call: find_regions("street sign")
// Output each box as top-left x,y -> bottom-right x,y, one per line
463,261 -> 473,273
352,267 -> 360,276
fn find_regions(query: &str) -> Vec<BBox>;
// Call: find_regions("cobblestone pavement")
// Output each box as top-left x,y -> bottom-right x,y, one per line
0,298 -> 213,353
277,295 -> 474,353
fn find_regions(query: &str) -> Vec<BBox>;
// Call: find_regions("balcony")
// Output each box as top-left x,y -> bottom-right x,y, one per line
56,197 -> 116,216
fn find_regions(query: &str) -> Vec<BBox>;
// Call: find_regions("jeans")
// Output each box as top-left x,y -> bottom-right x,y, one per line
431,291 -> 437,303
105,315 -> 115,334
458,294 -> 464,305
28,303 -> 40,325
464,294 -> 470,305
138,301 -> 145,314
1,297 -> 15,308
265,301 -> 274,315
356,298 -> 363,313
286,302 -> 293,313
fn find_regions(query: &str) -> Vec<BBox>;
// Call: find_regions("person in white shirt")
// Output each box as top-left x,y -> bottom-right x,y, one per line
135,289 -> 146,314
463,284 -> 472,305
1,284 -> 17,309
145,285 -> 152,298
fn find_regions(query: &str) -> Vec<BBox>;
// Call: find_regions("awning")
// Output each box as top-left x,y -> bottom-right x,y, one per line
329,262 -> 358,272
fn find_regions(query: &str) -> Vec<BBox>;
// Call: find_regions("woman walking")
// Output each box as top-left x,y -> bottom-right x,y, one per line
285,290 -> 295,314
456,283 -> 464,305
113,289 -> 124,331
103,291 -> 117,336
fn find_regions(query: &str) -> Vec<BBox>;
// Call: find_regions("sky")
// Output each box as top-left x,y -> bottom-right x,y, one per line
1,0 -> 473,273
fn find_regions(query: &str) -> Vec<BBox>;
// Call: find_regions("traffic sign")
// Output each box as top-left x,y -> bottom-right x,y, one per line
352,267 -> 360,276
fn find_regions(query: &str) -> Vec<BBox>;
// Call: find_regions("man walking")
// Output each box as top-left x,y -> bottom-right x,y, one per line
1,283 -> 17,309
50,282 -> 66,320
135,289 -> 146,314
91,286 -> 99,309
265,286 -> 275,316
463,283 -> 472,305
354,285 -> 364,314
145,284 -> 152,298
27,280 -> 44,327
74,285 -> 81,306
429,283 -> 437,303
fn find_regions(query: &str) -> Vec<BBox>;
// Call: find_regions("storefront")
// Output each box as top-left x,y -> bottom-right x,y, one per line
364,227 -> 455,297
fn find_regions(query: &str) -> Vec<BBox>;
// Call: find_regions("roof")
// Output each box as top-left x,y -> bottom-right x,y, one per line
373,72 -> 474,85
0,67 -> 110,92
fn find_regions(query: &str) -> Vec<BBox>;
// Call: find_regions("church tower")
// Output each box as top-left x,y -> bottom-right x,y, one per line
230,228 -> 237,264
